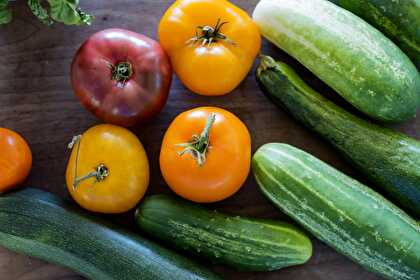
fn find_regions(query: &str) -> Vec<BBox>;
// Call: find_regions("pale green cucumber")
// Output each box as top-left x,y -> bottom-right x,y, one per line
253,143 -> 420,280
252,0 -> 420,122
329,0 -> 420,67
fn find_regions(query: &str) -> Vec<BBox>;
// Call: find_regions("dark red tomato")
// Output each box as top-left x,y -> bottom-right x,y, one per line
71,28 -> 172,127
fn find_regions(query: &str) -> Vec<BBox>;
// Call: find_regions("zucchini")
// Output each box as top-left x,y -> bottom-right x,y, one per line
329,0 -> 420,67
256,55 -> 420,217
135,194 -> 312,271
252,143 -> 420,280
252,0 -> 420,123
0,188 -> 221,280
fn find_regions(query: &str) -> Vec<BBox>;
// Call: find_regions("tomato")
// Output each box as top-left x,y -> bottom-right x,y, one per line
65,124 -> 149,213
71,28 -> 172,127
159,0 -> 261,96
160,107 -> 251,203
0,128 -> 32,193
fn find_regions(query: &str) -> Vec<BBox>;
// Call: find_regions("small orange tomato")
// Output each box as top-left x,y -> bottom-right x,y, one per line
66,124 -> 149,213
159,0 -> 261,96
160,107 -> 251,203
0,128 -> 32,193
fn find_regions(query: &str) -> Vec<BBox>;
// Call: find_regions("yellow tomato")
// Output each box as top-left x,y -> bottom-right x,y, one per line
66,124 -> 149,213
159,0 -> 261,96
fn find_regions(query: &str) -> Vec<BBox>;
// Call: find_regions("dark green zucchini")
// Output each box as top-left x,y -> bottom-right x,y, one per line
256,55 -> 420,217
252,143 -> 420,280
135,194 -> 312,271
329,0 -> 420,67
0,188 -> 221,280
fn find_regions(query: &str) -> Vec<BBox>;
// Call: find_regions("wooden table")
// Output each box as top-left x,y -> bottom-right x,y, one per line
2,1 -> 418,279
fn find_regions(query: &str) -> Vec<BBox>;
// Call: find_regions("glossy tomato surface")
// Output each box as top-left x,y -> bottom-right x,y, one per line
0,128 -> 32,193
160,107 -> 251,203
71,28 -> 172,127
159,0 -> 261,96
66,124 -> 150,213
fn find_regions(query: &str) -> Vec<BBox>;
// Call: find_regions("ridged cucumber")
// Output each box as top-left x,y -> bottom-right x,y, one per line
329,0 -> 420,67
256,55 -> 420,217
135,194 -> 312,271
252,0 -> 420,122
0,188 -> 221,280
253,143 -> 420,280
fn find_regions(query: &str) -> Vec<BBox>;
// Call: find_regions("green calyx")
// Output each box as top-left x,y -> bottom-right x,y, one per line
177,113 -> 216,166
187,19 -> 235,47
111,62 -> 133,84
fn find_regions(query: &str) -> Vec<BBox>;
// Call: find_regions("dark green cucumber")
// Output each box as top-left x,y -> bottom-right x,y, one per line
252,0 -> 420,122
135,195 -> 312,272
253,143 -> 420,280
256,55 -> 420,217
0,188 -> 220,280
329,0 -> 420,67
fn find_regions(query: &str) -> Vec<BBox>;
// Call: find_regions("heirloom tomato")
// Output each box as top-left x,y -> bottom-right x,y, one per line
160,107 -> 251,203
159,0 -> 261,96
0,128 -> 32,193
71,29 -> 172,127
66,124 -> 149,213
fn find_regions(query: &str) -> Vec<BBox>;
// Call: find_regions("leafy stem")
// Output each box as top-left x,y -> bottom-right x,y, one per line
0,0 -> 12,24
1,0 -> 93,25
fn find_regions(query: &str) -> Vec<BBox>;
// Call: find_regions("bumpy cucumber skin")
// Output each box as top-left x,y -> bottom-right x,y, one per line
252,0 -> 420,122
252,143 -> 420,280
135,194 -> 312,272
330,0 -> 420,67
257,55 -> 420,217
0,189 -> 221,280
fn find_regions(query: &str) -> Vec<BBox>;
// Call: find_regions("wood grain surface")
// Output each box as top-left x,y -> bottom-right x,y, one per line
1,1 -> 418,279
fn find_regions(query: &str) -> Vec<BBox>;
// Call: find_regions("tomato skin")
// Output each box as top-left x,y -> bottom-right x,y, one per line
160,107 -> 251,203
66,124 -> 149,213
159,0 -> 261,96
71,29 -> 172,127
0,128 -> 32,193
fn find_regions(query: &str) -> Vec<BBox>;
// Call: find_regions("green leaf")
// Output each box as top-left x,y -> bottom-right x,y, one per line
47,0 -> 93,25
0,0 -> 12,24
27,0 -> 53,25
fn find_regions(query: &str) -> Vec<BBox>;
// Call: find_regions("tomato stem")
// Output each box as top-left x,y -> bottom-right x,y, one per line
111,62 -> 133,84
72,164 -> 109,190
177,113 -> 216,166
68,135 -> 109,190
186,19 -> 235,47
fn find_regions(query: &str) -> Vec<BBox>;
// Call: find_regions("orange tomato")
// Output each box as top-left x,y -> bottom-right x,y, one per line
160,107 -> 251,203
66,124 -> 149,213
159,0 -> 261,96
0,128 -> 32,193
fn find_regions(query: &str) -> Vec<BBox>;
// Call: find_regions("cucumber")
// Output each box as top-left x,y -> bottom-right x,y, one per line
0,188 -> 221,280
329,0 -> 420,67
256,55 -> 420,217
252,143 -> 420,280
135,194 -> 312,271
252,0 -> 420,122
